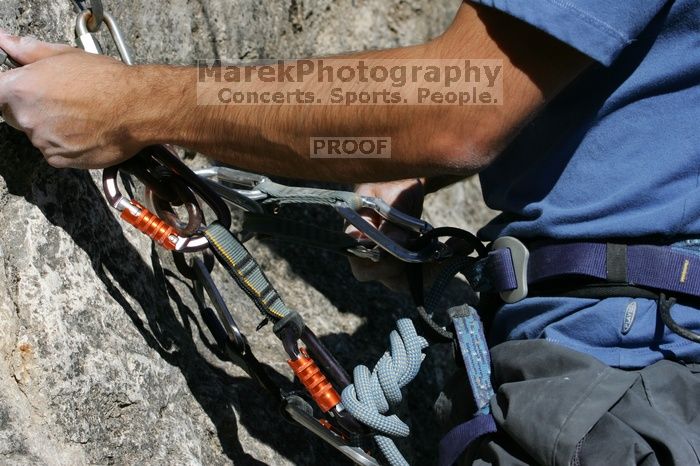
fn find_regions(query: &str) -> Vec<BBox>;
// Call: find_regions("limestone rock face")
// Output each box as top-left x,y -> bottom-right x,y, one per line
0,1 -> 494,464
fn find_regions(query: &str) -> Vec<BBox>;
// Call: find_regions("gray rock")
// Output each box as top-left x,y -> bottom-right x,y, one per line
0,1 -> 494,464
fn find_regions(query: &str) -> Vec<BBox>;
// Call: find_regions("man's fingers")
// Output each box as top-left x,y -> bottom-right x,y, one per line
349,256 -> 399,281
348,254 -> 410,292
344,207 -> 382,239
0,30 -> 76,65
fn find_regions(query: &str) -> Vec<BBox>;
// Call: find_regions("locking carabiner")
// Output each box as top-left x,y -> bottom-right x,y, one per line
103,165 -> 211,252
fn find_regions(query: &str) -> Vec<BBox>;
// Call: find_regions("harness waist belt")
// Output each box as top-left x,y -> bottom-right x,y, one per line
485,242 -> 700,300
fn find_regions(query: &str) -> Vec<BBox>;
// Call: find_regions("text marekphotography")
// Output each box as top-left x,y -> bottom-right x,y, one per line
310,137 -> 392,159
197,59 -> 503,106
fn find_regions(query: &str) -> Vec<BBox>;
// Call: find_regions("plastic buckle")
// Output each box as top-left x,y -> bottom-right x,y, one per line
493,236 -> 529,304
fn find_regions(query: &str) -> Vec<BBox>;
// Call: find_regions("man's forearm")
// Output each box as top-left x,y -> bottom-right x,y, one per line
138,50 -> 489,183
146,60 -> 477,182
135,3 -> 589,183
0,3 -> 588,175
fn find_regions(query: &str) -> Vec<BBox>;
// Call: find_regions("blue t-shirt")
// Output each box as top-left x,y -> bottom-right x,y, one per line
470,0 -> 700,368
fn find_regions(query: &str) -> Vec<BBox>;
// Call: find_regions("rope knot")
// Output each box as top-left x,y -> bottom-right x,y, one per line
341,319 -> 428,465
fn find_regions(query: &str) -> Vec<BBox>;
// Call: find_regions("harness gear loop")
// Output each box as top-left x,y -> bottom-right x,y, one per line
658,293 -> 700,343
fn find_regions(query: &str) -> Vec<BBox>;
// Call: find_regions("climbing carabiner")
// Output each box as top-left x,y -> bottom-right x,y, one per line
75,9 -> 133,64
102,165 -> 210,252
102,177 -> 209,253
85,0 -> 104,32
196,166 -> 266,213
197,166 -> 454,263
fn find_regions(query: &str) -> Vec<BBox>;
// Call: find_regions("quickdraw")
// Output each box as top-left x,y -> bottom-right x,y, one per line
197,166 -> 452,263
1,3 -> 492,465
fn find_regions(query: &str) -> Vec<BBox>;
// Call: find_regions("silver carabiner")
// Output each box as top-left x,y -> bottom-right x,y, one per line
360,196 -> 432,234
196,166 -> 267,213
337,206 -> 448,263
85,0 -> 104,33
283,397 -> 381,466
75,10 -> 133,65
197,165 -> 448,262
196,166 -> 268,194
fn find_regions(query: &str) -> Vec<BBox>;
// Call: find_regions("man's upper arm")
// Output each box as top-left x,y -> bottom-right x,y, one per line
423,1 -> 666,171
468,0 -> 669,66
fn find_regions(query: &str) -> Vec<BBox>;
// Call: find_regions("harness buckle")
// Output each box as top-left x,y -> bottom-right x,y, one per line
493,236 -> 530,304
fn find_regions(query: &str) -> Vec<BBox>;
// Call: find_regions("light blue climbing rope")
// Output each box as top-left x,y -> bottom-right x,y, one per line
341,319 -> 428,466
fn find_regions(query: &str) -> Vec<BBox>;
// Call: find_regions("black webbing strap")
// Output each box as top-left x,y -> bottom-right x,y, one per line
606,243 -> 628,283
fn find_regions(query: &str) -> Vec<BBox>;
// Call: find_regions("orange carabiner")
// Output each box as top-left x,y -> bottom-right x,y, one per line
120,200 -> 178,251
288,348 -> 341,413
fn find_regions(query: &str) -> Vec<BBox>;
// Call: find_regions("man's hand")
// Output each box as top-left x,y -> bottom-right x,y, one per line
0,32 -> 148,169
347,178 -> 425,292
348,177 -> 485,293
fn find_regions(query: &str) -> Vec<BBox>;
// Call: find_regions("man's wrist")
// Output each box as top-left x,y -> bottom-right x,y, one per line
120,64 -> 195,149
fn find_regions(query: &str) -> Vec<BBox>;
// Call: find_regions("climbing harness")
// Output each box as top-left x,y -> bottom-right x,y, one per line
470,238 -> 700,343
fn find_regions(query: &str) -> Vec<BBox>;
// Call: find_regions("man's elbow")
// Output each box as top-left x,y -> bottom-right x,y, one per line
423,126 -> 500,177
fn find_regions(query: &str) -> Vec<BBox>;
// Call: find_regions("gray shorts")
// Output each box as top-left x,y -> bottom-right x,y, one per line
439,340 -> 700,466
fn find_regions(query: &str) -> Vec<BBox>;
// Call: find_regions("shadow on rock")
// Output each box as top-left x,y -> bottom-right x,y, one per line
0,127 -> 344,465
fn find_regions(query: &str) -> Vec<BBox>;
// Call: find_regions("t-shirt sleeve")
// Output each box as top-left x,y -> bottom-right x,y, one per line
468,0 -> 670,65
